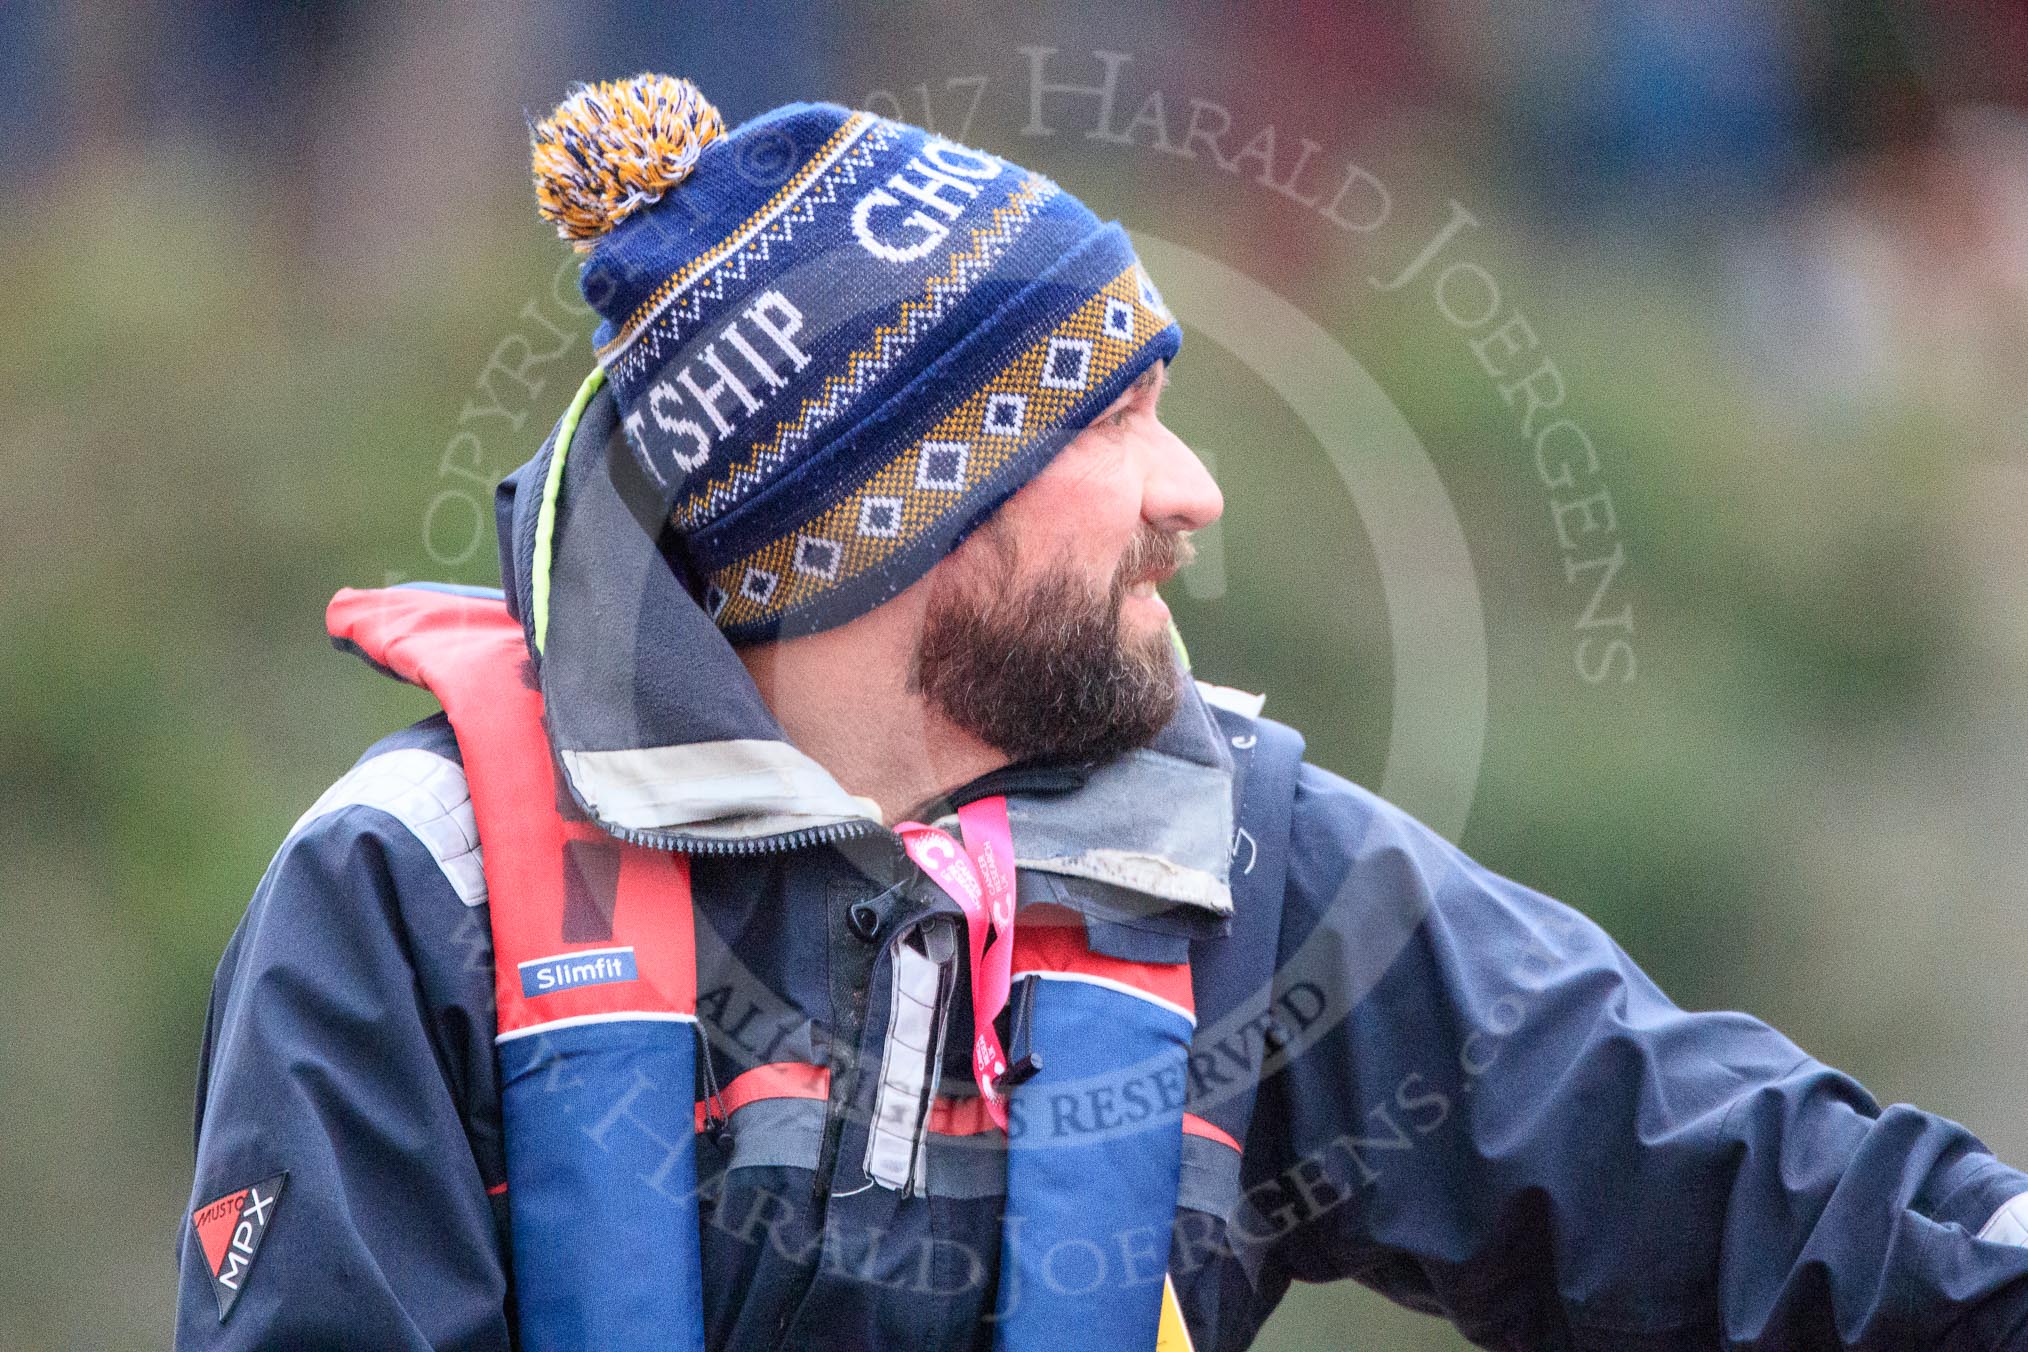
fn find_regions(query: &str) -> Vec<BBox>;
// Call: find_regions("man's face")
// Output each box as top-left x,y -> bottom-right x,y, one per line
913,360 -> 1225,764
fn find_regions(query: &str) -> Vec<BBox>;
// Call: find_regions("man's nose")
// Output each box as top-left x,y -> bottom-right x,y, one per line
1143,428 -> 1224,533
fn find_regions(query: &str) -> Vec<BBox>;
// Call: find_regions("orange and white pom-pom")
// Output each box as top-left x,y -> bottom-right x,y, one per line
531,74 -> 725,247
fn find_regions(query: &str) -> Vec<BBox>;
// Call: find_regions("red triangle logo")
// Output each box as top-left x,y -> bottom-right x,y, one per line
191,1188 -> 248,1278
189,1173 -> 287,1321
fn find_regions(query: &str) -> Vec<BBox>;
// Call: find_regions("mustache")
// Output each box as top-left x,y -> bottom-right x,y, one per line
1115,529 -> 1196,592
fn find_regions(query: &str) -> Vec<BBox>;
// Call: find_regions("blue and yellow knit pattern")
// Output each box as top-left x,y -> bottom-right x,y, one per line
532,74 -> 1181,643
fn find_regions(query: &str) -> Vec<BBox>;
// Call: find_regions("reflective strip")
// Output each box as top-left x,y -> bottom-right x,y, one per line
288,748 -> 485,907
559,739 -> 880,835
1979,1191 -> 2028,1247
865,938 -> 952,1193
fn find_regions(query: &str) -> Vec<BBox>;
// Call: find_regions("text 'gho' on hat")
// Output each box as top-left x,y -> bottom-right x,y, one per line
530,73 -> 1181,643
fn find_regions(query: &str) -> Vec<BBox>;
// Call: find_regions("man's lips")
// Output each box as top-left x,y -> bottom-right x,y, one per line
1124,568 -> 1175,598
1118,534 -> 1192,598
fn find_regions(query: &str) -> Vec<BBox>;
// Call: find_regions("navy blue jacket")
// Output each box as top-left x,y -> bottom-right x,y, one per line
179,385 -> 2028,1349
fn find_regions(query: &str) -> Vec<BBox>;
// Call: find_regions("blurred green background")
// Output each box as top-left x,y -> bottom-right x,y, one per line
5,2 -> 2027,1347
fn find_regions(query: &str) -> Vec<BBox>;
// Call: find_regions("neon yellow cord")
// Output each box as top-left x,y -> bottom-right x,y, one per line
531,367 -> 607,655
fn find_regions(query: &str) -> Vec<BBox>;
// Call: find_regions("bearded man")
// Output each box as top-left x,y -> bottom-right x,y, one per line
177,76 -> 2028,1351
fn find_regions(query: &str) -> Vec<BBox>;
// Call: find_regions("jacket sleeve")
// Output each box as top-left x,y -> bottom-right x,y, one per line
1252,760 -> 2028,1350
177,742 -> 511,1350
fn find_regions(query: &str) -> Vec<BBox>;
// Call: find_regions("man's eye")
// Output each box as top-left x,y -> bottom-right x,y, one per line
1106,403 -> 1134,428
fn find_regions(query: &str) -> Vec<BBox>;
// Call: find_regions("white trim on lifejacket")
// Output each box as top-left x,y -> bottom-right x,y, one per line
1011,968 -> 1197,1027
493,1010 -> 699,1044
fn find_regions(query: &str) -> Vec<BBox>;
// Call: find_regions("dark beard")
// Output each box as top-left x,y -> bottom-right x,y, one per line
912,528 -> 1187,766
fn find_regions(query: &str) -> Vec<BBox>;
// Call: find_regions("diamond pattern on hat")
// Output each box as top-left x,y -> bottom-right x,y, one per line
739,568 -> 780,605
982,392 -> 1028,439
1136,266 -> 1167,315
705,265 -> 1178,637
914,440 -> 971,492
704,583 -> 730,619
1101,297 -> 1136,342
857,495 -> 904,538
1039,337 -> 1094,391
792,535 -> 843,580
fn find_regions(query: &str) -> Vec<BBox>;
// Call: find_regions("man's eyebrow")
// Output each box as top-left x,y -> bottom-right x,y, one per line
1095,362 -> 1166,423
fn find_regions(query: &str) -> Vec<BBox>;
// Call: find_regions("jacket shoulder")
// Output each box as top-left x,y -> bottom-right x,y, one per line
222,711 -> 494,1032
279,712 -> 483,910
185,710 -> 510,1348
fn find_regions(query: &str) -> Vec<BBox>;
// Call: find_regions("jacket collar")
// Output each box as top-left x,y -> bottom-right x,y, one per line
496,374 -> 1236,912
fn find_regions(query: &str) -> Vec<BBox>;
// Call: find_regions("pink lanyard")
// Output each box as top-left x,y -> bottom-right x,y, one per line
893,795 -> 1019,1130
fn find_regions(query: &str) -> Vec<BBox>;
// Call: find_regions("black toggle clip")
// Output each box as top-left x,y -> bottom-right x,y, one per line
998,1052 -> 1045,1089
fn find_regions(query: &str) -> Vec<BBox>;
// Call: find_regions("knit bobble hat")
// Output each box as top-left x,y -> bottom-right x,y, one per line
530,73 -> 1181,644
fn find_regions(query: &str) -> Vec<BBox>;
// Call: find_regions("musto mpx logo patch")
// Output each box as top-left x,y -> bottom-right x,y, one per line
191,1172 -> 287,1321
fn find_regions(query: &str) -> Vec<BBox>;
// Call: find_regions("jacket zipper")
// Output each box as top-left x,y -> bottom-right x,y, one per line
595,814 -> 889,857
567,754 -> 1060,859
